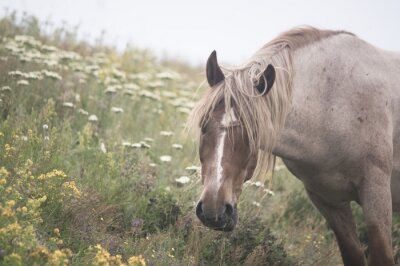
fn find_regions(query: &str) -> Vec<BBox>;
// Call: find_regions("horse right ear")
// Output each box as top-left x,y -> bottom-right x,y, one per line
206,50 -> 225,87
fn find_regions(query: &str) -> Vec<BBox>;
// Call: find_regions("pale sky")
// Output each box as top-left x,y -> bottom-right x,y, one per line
1,0 -> 400,66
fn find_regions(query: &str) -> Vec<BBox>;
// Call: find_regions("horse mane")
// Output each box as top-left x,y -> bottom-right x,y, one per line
188,27 -> 354,179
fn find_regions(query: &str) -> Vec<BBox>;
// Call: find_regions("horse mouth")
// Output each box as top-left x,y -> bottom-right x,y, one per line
196,205 -> 238,232
211,217 -> 237,232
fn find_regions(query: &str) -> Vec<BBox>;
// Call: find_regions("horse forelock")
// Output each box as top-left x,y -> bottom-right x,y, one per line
188,27 -> 353,180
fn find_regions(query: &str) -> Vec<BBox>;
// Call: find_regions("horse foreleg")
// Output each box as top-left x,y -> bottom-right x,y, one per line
359,170 -> 395,266
306,189 -> 366,266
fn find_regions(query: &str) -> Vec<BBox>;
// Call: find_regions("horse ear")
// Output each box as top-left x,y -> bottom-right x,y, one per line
206,50 -> 225,87
255,64 -> 276,95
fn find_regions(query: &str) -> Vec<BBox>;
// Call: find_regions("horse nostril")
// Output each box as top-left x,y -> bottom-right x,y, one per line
225,203 -> 234,216
196,201 -> 204,217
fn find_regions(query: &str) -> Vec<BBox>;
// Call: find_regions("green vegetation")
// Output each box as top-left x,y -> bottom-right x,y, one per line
0,12 -> 398,266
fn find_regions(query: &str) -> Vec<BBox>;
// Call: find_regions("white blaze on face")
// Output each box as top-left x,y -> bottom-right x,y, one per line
215,109 -> 237,189
221,108 -> 237,127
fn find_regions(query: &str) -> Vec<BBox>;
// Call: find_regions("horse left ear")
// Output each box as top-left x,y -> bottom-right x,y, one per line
256,64 -> 276,95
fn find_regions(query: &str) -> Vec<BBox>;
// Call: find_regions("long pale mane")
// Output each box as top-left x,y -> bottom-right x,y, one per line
188,27 -> 354,179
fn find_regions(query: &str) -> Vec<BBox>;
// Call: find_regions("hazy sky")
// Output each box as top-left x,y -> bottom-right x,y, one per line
1,0 -> 400,65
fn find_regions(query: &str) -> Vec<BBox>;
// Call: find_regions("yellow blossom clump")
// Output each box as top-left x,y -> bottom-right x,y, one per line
0,222 -> 22,235
29,245 -> 50,259
62,180 -> 81,198
3,143 -> 15,158
0,178 -> 7,185
37,169 -> 67,181
0,166 -> 9,177
1,201 -> 16,217
53,228 -> 60,236
3,253 -> 23,266
48,249 -> 69,266
93,244 -> 125,266
128,255 -> 146,266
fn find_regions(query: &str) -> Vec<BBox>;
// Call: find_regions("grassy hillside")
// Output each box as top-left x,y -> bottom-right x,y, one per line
1,12 -> 399,266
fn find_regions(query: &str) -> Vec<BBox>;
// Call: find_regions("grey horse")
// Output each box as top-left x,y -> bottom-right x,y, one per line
189,27 -> 400,265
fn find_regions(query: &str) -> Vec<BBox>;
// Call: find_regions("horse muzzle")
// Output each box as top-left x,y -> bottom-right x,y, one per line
196,201 -> 237,231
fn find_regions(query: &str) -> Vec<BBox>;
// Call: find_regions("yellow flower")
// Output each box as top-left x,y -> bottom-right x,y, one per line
25,159 -> 33,167
0,167 -> 9,177
29,245 -> 49,258
48,250 -> 69,266
0,178 -> 7,185
54,228 -> 60,236
0,222 -> 22,235
4,253 -> 22,266
6,200 -> 16,208
4,144 -> 15,157
128,255 -> 146,266
62,180 -> 81,197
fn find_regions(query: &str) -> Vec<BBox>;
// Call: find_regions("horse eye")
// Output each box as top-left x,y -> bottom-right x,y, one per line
201,126 -> 206,134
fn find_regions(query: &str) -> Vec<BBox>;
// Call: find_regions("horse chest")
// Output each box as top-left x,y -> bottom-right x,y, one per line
282,159 -> 359,203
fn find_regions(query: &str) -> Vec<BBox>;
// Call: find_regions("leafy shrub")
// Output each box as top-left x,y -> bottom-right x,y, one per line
180,217 -> 293,266
134,189 -> 181,234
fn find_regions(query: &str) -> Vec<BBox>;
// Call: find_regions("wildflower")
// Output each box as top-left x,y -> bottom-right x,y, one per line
161,91 -> 177,98
122,141 -> 132,147
88,114 -> 98,122
8,70 -> 25,77
1,86 -> 11,92
157,71 -> 179,80
104,86 -> 118,94
4,144 -> 15,157
175,176 -> 190,186
125,83 -> 140,91
139,90 -> 160,101
177,107 -> 191,114
160,131 -> 174,137
149,163 -> 157,167
139,141 -> 151,149
100,142 -> 107,153
54,228 -> 60,236
43,124 -> 49,130
42,70 -> 62,80
172,144 -> 183,150
147,80 -> 164,89
48,250 -> 68,265
78,109 -> 89,115
160,155 -> 172,162
3,253 -> 22,265
6,200 -> 16,208
252,201 -> 261,207
17,79 -> 29,86
111,68 -> 126,79
41,44 -> 58,53
62,102 -> 74,108
128,255 -> 146,266
62,181 -> 81,197
0,178 -> 6,185
263,188 -> 275,196
111,107 -> 124,113
131,143 -> 142,148
123,89 -> 135,96
185,165 -> 201,173
143,137 -> 154,142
